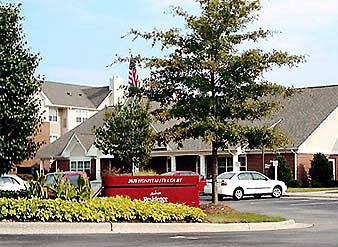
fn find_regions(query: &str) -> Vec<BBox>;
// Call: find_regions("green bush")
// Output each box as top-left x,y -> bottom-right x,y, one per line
0,190 -> 28,199
0,196 -> 205,223
268,155 -> 292,186
288,179 -> 302,188
26,172 -> 92,201
309,153 -> 333,187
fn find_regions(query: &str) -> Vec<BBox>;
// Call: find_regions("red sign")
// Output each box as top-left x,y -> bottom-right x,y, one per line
102,175 -> 199,207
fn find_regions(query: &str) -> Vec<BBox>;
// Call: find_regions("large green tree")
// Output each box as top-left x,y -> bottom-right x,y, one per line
122,0 -> 304,203
0,3 -> 42,174
94,97 -> 155,175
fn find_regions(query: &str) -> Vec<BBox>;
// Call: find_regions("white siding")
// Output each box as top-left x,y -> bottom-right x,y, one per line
299,107 -> 338,154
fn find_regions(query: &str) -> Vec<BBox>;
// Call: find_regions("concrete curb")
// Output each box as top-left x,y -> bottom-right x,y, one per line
0,220 -> 313,234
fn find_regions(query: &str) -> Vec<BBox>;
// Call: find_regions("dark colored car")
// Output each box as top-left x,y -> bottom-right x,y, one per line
161,171 -> 207,193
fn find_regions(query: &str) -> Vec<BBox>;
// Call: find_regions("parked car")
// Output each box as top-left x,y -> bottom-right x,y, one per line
161,171 -> 207,193
0,175 -> 28,191
204,171 -> 287,200
45,171 -> 88,187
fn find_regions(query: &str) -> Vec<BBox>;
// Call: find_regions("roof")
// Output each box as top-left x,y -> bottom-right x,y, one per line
37,107 -> 109,159
37,84 -> 338,158
42,81 -> 110,108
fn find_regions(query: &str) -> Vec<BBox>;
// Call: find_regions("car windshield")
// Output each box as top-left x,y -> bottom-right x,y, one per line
45,174 -> 56,185
218,172 -> 235,179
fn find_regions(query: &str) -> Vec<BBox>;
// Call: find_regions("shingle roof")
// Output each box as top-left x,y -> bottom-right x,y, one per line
37,107 -> 110,158
37,84 -> 338,158
42,81 -> 110,108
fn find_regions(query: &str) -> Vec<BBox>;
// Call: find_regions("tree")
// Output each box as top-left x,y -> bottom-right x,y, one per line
268,155 -> 292,186
121,0 -> 304,203
94,97 -> 155,174
309,153 -> 332,187
0,3 -> 42,174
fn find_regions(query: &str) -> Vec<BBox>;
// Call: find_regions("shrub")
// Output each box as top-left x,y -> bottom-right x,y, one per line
309,153 -> 333,187
268,155 -> 292,186
26,172 -> 92,201
0,196 -> 205,223
288,179 -> 302,188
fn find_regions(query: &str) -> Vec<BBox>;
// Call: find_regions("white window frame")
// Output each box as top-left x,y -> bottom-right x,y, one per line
76,109 -> 88,123
49,107 -> 58,122
328,158 -> 336,180
50,134 -> 58,143
70,159 -> 91,172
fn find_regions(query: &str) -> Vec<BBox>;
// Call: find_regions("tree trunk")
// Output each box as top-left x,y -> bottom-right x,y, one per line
211,142 -> 219,204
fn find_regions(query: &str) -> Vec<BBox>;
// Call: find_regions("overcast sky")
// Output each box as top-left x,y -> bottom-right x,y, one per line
7,0 -> 338,88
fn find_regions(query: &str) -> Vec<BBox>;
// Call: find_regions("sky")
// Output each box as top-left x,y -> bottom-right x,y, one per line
5,0 -> 338,88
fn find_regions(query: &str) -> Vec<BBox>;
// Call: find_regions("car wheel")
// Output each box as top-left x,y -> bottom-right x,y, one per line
254,194 -> 262,199
218,194 -> 224,201
233,187 -> 244,200
272,186 -> 282,198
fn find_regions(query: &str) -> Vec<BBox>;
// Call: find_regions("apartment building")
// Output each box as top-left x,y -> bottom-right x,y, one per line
17,78 -> 124,173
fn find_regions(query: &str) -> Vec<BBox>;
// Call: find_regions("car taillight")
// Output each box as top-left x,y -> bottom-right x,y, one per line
221,180 -> 227,186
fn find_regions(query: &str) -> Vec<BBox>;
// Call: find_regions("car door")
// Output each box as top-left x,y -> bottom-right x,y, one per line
251,172 -> 272,194
237,172 -> 255,195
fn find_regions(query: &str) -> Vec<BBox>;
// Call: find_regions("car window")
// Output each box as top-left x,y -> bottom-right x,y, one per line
238,173 -> 253,180
251,173 -> 268,181
0,177 -> 12,185
218,173 -> 235,179
45,174 -> 56,185
67,174 -> 80,186
9,178 -> 20,185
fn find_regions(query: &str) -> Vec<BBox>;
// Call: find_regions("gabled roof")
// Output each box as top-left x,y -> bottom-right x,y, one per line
37,107 -> 110,159
37,84 -> 338,158
42,81 -> 110,109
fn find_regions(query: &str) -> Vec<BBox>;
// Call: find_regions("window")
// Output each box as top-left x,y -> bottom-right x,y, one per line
238,172 -> 253,180
76,110 -> 88,123
70,160 -> 91,172
50,134 -> 58,143
218,157 -> 234,174
251,172 -> 268,181
49,107 -> 58,122
239,156 -> 247,171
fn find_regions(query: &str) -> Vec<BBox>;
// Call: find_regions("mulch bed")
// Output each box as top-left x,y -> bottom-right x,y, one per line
200,203 -> 238,215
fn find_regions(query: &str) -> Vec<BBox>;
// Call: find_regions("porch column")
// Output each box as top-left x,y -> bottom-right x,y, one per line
39,160 -> 44,174
199,155 -> 206,177
170,156 -> 176,172
95,158 -> 101,180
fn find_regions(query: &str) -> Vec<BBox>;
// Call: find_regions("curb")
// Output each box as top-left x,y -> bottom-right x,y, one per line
0,220 -> 313,234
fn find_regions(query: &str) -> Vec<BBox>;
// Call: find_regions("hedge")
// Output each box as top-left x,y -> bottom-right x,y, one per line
0,196 -> 205,223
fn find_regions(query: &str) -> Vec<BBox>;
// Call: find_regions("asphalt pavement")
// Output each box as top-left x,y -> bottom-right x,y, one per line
1,196 -> 337,246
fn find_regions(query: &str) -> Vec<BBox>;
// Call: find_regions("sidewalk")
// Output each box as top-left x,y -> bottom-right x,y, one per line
0,220 -> 312,234
285,190 -> 338,200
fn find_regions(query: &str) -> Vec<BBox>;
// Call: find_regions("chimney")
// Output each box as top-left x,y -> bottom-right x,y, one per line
109,76 -> 124,106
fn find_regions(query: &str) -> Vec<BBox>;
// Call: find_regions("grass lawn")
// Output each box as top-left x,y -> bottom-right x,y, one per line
287,187 -> 338,192
200,204 -> 286,223
205,212 -> 286,223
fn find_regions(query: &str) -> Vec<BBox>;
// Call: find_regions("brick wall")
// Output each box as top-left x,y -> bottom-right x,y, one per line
18,122 -> 51,170
247,153 -> 295,177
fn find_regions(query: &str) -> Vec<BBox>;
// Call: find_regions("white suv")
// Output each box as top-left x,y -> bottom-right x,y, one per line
204,171 -> 287,200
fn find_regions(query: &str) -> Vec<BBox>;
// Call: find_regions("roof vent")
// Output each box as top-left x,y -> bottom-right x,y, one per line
67,92 -> 72,96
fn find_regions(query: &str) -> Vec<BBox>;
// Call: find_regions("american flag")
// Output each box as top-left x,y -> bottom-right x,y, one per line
128,57 -> 140,87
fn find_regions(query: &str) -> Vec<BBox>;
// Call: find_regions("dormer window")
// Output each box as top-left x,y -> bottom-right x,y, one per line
49,107 -> 58,122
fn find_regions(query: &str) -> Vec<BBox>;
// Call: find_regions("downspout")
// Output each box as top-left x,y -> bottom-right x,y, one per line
291,149 -> 298,180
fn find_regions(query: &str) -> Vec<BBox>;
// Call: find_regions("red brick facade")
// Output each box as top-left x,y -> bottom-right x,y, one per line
18,122 -> 51,171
